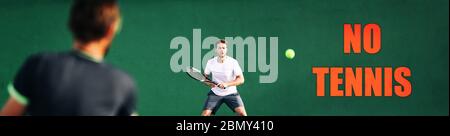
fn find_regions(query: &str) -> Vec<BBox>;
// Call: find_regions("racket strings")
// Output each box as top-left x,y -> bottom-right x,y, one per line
187,68 -> 206,81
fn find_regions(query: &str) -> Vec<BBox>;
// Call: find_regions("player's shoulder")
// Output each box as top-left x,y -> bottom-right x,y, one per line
23,51 -> 71,64
207,56 -> 217,64
104,64 -> 136,88
227,56 -> 239,64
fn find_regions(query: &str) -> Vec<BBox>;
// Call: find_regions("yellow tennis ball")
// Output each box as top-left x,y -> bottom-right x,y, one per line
285,49 -> 295,59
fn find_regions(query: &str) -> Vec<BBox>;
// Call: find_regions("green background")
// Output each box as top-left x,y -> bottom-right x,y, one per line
0,0 -> 448,116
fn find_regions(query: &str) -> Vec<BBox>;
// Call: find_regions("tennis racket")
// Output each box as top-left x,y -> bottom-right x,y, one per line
186,67 -> 225,89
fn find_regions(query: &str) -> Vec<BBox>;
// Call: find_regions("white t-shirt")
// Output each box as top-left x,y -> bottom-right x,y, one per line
204,56 -> 243,96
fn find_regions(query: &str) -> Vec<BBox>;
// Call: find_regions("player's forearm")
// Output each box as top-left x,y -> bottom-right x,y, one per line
226,76 -> 245,87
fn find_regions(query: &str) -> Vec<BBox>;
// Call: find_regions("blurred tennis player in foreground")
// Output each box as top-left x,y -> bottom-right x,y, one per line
0,0 -> 137,116
202,39 -> 247,116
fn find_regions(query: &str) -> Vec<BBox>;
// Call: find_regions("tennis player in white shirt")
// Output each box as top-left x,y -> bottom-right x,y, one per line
202,39 -> 247,116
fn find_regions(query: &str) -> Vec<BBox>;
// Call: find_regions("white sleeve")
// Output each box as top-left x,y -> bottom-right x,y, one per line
204,60 -> 211,75
233,60 -> 243,76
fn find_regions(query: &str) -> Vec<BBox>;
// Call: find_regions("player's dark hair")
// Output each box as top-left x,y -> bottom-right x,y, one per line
218,39 -> 227,44
215,39 -> 227,49
68,0 -> 121,43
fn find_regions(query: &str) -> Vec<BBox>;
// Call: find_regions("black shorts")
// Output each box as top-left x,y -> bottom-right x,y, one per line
203,91 -> 245,115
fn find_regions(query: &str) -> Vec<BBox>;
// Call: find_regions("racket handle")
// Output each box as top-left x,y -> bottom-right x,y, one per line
216,82 -> 226,89
206,80 -> 226,89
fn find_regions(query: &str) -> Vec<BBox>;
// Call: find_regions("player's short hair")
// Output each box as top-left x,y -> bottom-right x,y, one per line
215,39 -> 227,48
217,39 -> 227,45
68,0 -> 121,43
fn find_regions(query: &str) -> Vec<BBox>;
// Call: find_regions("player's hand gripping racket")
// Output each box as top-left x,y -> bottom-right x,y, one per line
186,67 -> 225,89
